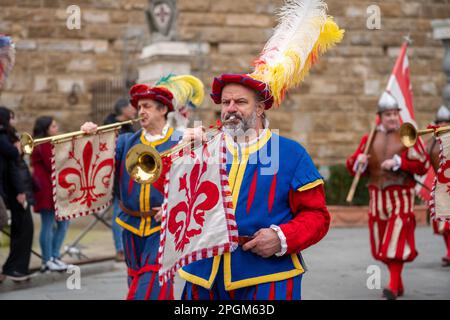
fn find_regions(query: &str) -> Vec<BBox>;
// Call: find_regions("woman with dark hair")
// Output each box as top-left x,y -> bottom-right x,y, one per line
0,106 -> 34,282
31,116 -> 69,272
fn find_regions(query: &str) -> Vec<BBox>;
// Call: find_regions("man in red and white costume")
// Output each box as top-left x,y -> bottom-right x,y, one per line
347,91 -> 430,300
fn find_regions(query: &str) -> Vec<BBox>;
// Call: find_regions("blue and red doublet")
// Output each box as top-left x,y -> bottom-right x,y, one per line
115,127 -> 182,300
178,129 -> 330,300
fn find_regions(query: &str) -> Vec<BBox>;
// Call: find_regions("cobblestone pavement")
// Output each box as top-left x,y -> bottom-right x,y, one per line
0,227 -> 448,300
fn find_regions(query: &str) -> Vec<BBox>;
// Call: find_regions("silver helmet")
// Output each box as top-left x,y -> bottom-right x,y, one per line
435,105 -> 450,123
377,91 -> 400,114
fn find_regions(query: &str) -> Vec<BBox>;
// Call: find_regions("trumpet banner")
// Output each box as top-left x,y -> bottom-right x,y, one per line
157,133 -> 238,285
430,131 -> 450,222
52,131 -> 117,221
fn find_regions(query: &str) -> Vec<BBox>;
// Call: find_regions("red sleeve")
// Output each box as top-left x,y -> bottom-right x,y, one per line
279,185 -> 331,254
346,134 -> 369,176
399,147 -> 430,176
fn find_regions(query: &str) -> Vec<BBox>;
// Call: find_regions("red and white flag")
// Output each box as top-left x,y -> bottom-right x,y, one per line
429,131 -> 450,222
385,41 -> 432,201
158,133 -> 238,285
52,131 -> 117,221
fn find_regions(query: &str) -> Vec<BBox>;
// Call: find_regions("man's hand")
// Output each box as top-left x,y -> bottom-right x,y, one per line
242,228 -> 281,258
80,122 -> 98,134
356,154 -> 370,166
153,207 -> 162,223
182,126 -> 207,144
381,159 -> 396,171
14,141 -> 23,155
16,193 -> 26,206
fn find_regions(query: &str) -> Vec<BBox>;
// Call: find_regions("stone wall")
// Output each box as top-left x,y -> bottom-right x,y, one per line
0,0 -> 149,131
0,0 -> 449,166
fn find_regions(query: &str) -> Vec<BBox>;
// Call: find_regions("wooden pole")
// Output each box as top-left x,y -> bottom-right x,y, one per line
346,124 -> 377,203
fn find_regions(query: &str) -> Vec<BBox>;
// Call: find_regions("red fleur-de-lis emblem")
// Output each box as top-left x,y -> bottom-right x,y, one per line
99,142 -> 108,152
437,159 -> 450,195
167,145 -> 220,252
58,139 -> 114,208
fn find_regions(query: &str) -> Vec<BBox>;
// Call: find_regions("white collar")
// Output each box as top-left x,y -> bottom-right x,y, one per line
144,123 -> 169,142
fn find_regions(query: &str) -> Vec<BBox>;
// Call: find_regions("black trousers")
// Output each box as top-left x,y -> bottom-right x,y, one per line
2,199 -> 34,275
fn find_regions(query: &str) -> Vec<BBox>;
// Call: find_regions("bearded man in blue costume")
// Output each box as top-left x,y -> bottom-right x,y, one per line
176,74 -> 331,300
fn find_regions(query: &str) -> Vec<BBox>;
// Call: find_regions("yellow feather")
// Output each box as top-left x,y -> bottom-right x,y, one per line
157,75 -> 205,109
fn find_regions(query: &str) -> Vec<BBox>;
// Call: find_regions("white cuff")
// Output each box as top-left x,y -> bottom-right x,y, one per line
392,154 -> 402,172
270,225 -> 288,257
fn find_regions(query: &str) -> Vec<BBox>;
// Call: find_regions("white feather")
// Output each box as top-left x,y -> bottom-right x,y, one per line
259,0 -> 327,71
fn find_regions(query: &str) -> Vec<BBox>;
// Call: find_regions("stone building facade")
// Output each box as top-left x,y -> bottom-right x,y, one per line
0,0 -> 449,167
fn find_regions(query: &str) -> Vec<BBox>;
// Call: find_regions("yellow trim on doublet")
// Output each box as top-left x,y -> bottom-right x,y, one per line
297,179 -> 324,192
140,127 -> 174,147
144,224 -> 161,237
223,252 -> 305,291
146,184 -> 151,212
178,255 -> 221,289
140,184 -> 145,212
115,216 -> 145,236
232,149 -> 248,207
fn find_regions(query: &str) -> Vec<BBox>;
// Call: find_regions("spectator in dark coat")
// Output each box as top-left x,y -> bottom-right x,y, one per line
0,106 -> 34,282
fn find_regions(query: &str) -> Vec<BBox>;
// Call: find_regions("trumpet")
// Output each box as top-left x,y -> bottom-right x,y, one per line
20,118 -> 142,155
126,127 -> 222,184
400,122 -> 450,148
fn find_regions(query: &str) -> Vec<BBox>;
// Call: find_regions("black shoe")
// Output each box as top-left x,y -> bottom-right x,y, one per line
382,288 -> 398,300
442,257 -> 450,267
3,271 -> 31,282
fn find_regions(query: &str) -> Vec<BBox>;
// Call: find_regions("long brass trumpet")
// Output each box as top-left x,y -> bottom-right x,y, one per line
126,127 -> 221,184
20,118 -> 142,155
400,122 -> 450,148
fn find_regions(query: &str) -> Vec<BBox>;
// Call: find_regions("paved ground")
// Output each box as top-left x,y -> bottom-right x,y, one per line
0,227 -> 448,300
0,211 -> 117,271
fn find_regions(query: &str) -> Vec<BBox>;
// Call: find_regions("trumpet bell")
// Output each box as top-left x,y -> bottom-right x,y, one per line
20,133 -> 35,155
400,122 -> 417,148
125,144 -> 163,184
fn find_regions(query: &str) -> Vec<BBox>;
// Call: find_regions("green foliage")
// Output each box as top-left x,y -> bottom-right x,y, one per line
0,227 -> 10,248
324,164 -> 370,206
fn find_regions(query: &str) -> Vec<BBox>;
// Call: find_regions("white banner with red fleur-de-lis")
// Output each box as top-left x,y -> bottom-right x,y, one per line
430,131 -> 450,222
52,131 -> 117,221
158,132 -> 238,285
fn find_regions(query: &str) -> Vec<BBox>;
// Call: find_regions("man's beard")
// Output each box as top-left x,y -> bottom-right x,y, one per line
222,111 -> 257,137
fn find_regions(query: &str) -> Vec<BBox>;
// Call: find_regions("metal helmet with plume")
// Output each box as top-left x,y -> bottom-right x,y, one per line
377,91 -> 400,114
436,105 -> 450,123
250,0 -> 344,107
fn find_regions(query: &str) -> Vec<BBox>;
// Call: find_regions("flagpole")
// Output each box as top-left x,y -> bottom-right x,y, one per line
346,123 -> 377,203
